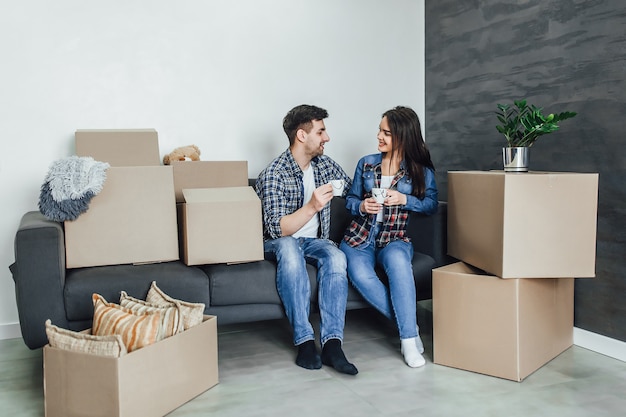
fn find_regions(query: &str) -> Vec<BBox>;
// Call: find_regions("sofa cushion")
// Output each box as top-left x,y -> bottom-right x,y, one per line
203,259 -> 368,307
64,261 -> 210,322
329,196 -> 352,244
410,252 -> 437,300
200,260 -> 291,306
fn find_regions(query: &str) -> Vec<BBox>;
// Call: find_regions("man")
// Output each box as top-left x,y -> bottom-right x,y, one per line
255,104 -> 357,375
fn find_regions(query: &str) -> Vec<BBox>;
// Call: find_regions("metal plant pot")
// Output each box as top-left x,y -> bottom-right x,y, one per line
502,146 -> 529,172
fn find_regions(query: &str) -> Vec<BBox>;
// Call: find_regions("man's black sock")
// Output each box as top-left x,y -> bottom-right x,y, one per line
321,339 -> 358,375
296,340 -> 322,370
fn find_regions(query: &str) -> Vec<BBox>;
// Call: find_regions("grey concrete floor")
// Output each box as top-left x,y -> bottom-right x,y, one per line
1,304 -> 625,416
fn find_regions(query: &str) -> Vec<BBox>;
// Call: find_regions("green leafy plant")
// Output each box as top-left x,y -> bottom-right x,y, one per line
495,99 -> 577,147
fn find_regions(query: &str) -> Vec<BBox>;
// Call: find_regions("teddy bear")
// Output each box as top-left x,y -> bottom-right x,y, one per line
162,144 -> 201,165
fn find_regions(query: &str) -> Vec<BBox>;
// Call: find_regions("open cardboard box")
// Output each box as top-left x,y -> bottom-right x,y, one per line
170,160 -> 249,203
178,186 -> 263,265
44,316 -> 218,417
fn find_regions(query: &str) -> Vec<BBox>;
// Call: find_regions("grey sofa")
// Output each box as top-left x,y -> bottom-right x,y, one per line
10,196 -> 451,350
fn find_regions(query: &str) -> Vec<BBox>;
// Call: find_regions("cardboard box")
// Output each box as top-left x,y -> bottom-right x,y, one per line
179,186 -> 263,265
447,171 -> 598,278
433,262 -> 574,382
171,160 -> 249,203
44,315 -> 218,417
75,129 -> 161,166
64,166 -> 179,268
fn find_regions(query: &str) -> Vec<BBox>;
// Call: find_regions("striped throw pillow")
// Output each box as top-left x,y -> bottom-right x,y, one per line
45,319 -> 127,357
92,293 -> 161,352
119,291 -> 184,341
146,281 -> 205,330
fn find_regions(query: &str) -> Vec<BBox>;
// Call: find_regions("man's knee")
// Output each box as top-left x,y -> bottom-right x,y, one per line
320,245 -> 347,276
269,237 -> 307,273
329,248 -> 347,271
268,236 -> 300,257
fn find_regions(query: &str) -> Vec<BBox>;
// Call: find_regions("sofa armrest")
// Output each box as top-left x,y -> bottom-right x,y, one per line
10,211 -> 68,349
406,201 -> 454,268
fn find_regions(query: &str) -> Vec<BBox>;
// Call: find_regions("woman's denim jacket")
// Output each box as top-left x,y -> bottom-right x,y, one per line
344,153 -> 438,248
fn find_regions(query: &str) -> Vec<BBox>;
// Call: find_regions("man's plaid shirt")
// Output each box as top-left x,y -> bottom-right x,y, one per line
255,148 -> 352,241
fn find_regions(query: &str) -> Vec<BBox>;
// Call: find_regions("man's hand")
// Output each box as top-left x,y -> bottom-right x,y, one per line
308,183 -> 334,212
279,183 -> 334,236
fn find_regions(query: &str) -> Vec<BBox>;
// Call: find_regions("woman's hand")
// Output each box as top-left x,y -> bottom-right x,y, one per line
360,190 -> 407,215
360,198 -> 382,215
383,189 -> 407,206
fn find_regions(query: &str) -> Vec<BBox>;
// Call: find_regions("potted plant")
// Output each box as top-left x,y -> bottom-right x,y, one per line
495,99 -> 577,172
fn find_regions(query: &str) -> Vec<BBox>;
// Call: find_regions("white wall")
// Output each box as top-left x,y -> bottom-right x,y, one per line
0,1 -> 425,333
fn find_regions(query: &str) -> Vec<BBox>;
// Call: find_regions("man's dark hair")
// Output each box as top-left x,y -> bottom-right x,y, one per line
282,105 -> 329,145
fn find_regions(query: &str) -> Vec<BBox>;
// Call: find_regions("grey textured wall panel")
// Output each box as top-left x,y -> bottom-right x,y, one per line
425,0 -> 625,342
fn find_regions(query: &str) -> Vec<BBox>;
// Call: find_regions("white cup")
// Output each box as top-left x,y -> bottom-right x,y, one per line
372,187 -> 387,203
330,180 -> 345,196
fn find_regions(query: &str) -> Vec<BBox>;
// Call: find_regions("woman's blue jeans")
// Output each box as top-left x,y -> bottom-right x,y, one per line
339,223 -> 418,340
264,236 -> 348,346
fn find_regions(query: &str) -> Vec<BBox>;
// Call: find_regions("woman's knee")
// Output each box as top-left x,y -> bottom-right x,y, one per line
380,242 -> 412,265
346,258 -> 379,286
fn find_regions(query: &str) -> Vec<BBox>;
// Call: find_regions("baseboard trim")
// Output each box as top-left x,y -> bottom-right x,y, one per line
573,327 -> 626,362
0,322 -> 22,341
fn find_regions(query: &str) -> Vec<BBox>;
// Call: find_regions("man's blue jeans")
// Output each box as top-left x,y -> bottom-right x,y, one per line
264,236 -> 348,346
339,223 -> 418,340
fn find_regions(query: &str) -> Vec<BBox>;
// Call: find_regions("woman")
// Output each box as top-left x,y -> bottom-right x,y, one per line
340,106 -> 438,367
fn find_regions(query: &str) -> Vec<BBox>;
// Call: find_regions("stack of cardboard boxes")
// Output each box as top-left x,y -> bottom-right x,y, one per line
44,129 -> 264,416
66,129 -> 263,268
433,170 -> 599,381
66,129 -> 180,268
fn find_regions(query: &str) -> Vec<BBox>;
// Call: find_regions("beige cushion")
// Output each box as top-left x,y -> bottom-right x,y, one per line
119,291 -> 184,340
91,293 -> 161,352
146,281 -> 205,330
45,319 -> 127,357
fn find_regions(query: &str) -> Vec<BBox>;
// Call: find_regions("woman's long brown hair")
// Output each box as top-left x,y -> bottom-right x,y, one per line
382,106 -> 435,199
